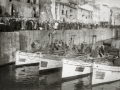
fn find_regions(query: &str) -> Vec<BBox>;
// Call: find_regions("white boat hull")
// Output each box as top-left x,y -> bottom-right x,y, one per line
39,58 -> 62,72
92,63 -> 120,85
62,59 -> 92,79
15,51 -> 42,66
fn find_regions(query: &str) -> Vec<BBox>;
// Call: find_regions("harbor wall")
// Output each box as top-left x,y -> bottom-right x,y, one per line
54,28 -> 115,45
0,32 -> 19,66
19,28 -> 115,52
0,28 -> 117,66
19,30 -> 50,52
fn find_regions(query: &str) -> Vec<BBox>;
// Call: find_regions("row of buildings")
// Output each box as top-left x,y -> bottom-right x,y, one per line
0,0 -> 120,26
51,0 -> 118,26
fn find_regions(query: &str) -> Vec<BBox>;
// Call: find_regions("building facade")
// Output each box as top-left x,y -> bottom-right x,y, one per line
0,0 -> 39,18
97,4 -> 111,27
92,5 -> 100,25
111,7 -> 120,26
55,0 -> 77,22
78,4 -> 93,24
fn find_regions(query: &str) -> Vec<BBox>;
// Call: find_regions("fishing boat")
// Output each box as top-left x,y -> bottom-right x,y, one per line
39,56 -> 63,73
92,63 -> 120,86
62,58 -> 92,81
15,51 -> 42,67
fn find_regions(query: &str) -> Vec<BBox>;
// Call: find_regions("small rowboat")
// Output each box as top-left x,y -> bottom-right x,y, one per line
15,51 -> 42,67
62,59 -> 92,81
39,58 -> 63,73
92,63 -> 120,86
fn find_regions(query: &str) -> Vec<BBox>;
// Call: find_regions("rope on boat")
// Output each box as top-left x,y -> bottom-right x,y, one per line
19,51 -> 41,60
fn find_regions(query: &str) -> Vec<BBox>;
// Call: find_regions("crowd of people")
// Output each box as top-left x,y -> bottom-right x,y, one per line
0,17 -> 118,32
0,18 -> 39,32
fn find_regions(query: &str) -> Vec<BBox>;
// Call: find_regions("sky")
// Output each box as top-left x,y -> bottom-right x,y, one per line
95,0 -> 120,8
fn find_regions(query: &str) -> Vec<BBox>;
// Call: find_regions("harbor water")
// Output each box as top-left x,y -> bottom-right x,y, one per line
0,65 -> 120,90
0,65 -> 91,90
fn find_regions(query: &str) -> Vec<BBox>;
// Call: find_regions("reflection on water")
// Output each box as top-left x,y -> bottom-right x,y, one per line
15,66 -> 38,83
39,70 -> 91,90
92,81 -> 120,90
0,65 -> 16,90
61,79 -> 91,90
39,71 -> 62,90
15,66 -> 39,90
39,71 -> 61,86
0,65 -> 39,90
0,65 -> 120,90
0,65 -> 91,90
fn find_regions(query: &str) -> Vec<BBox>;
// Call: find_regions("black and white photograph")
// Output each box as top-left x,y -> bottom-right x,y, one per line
0,0 -> 120,90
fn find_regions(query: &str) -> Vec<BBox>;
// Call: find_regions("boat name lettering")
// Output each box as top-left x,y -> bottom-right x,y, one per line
96,71 -> 105,79
41,61 -> 48,67
75,67 -> 85,72
19,58 -> 26,62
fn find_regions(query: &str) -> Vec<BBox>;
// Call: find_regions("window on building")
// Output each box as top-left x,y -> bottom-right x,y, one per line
62,10 -> 64,15
9,0 -> 12,2
63,5 -> 64,8
70,9 -> 72,12
33,7 -> 36,11
27,0 -> 30,3
0,5 -> 2,15
63,18 -> 65,22
89,15 -> 90,18
33,0 -> 36,4
66,11 -> 68,15
66,11 -> 68,17
17,0 -> 20,1
33,7 -> 36,17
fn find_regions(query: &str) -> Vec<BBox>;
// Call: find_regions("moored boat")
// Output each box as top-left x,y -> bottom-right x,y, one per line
92,63 -> 120,86
62,58 -> 92,81
39,57 -> 63,73
15,51 -> 42,67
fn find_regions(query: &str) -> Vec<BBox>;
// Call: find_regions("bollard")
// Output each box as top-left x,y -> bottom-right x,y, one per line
92,35 -> 97,50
